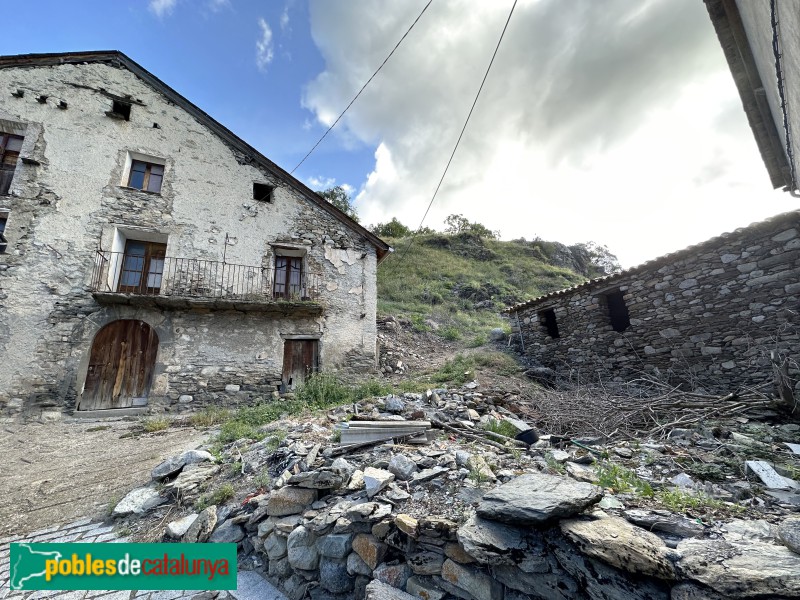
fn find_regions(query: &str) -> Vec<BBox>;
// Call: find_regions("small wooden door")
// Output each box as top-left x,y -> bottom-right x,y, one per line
282,339 -> 319,390
81,320 -> 159,410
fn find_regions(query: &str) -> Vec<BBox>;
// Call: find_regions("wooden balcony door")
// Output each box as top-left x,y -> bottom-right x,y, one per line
273,256 -> 303,300
81,320 -> 159,410
118,240 -> 166,294
282,339 -> 318,391
0,133 -> 23,196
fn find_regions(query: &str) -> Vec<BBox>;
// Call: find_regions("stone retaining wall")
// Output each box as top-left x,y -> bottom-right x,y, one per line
507,211 -> 800,392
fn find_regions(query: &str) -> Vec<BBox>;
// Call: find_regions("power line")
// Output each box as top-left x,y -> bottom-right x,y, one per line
290,0 -> 434,175
388,0 -> 519,268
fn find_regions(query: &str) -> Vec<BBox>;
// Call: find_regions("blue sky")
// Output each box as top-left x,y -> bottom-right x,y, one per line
2,0 -> 797,267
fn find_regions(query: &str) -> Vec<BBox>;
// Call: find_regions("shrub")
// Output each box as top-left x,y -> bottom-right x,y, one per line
594,462 -> 654,497
189,406 -> 231,428
141,417 -> 170,433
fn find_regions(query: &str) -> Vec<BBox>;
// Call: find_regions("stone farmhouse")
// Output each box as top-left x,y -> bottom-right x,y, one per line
504,210 -> 799,393
704,0 -> 800,195
0,51 -> 390,418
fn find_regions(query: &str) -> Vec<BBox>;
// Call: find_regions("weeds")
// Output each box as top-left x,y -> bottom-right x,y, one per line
656,488 -> 743,514
484,418 -> 519,439
197,483 -> 236,510
189,406 -> 231,428
141,417 -> 170,433
544,453 -> 567,474
594,462 -> 654,497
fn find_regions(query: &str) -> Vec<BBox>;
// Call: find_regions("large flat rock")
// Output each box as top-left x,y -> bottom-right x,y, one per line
477,473 -> 603,525
561,512 -> 676,580
677,538 -> 800,598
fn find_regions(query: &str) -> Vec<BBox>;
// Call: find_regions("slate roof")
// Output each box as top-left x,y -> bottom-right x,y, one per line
0,50 -> 391,261
503,209 -> 800,314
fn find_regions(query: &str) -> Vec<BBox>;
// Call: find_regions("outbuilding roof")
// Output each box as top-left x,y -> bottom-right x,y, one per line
503,209 -> 800,314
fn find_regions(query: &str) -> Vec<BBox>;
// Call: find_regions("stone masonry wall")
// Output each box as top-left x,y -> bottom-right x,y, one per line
0,59 -> 380,417
509,211 -> 800,392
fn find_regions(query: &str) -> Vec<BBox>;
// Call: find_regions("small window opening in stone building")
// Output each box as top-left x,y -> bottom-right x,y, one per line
108,99 -> 132,121
128,160 -> 164,193
0,133 -> 23,196
603,289 -> 631,332
253,182 -> 274,202
0,209 -> 9,253
539,308 -> 560,339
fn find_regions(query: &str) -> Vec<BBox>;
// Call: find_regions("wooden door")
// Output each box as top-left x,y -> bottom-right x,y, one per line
118,240 -> 166,294
282,340 -> 318,390
81,320 -> 159,410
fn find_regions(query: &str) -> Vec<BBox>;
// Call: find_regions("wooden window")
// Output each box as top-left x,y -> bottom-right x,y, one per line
128,160 -> 164,193
273,256 -> 303,300
539,308 -> 560,339
118,240 -> 167,294
253,182 -> 274,202
603,289 -> 631,332
0,133 -> 23,196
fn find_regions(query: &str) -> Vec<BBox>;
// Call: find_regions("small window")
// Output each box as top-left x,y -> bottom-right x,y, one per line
128,160 -> 164,193
603,289 -> 630,332
539,308 -> 560,339
253,182 -> 274,202
0,210 -> 8,253
0,133 -> 24,196
108,100 -> 132,121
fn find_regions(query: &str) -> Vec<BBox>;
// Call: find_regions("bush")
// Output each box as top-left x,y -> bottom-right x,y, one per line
141,417 -> 170,432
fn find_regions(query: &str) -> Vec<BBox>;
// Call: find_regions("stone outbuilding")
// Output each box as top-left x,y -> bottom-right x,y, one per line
0,51 -> 390,418
504,210 -> 799,393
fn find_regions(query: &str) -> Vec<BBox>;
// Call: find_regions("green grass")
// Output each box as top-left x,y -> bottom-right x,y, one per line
196,483 -> 235,510
656,488 -> 742,514
377,232 -> 591,341
595,462 -> 654,497
428,351 -> 521,385
484,418 -> 519,439
189,406 -> 231,428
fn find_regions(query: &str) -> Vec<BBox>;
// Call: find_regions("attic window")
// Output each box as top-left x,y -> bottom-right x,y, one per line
539,308 -> 560,339
253,182 -> 274,202
107,100 -> 131,121
603,289 -> 630,332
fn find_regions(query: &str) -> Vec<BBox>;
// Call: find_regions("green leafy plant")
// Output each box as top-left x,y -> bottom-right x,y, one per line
545,453 -> 567,474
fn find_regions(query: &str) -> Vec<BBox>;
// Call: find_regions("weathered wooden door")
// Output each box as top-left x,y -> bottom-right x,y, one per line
81,320 -> 159,410
282,340 -> 318,390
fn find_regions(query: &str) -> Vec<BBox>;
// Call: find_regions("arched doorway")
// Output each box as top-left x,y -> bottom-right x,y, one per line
80,320 -> 159,410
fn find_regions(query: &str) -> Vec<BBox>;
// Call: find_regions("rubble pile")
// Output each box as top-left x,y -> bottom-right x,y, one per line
115,383 -> 800,599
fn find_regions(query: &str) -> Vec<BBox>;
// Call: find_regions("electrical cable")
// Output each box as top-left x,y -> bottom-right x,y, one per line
290,0 -> 434,175
387,0 -> 519,269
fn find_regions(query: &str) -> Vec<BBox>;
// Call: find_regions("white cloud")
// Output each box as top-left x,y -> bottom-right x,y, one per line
256,17 -> 274,71
149,0 -> 178,18
303,0 -> 797,267
207,0 -> 230,12
280,3 -> 291,31
307,175 -> 336,189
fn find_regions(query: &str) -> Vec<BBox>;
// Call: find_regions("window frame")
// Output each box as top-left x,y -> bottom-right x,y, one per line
127,160 -> 164,193
0,132 -> 24,196
253,182 -> 274,203
117,239 -> 167,294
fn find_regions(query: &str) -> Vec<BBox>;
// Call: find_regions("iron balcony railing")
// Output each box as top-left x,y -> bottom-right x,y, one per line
90,251 -> 322,302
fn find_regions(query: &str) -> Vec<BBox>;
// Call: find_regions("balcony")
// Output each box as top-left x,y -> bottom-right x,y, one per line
90,251 -> 323,316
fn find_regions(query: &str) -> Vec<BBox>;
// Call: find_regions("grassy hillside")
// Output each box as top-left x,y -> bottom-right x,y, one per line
376,232 -> 599,346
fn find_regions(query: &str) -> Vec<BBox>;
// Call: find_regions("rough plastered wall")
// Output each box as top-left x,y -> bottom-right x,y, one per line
510,212 -> 800,392
735,0 -> 800,188
0,60 -> 378,417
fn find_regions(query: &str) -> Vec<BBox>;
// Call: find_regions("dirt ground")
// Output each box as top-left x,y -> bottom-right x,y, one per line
0,418 -> 207,536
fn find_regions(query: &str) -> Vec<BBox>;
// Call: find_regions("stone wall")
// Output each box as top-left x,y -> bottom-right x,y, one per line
0,58 -> 382,417
507,211 -> 800,392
